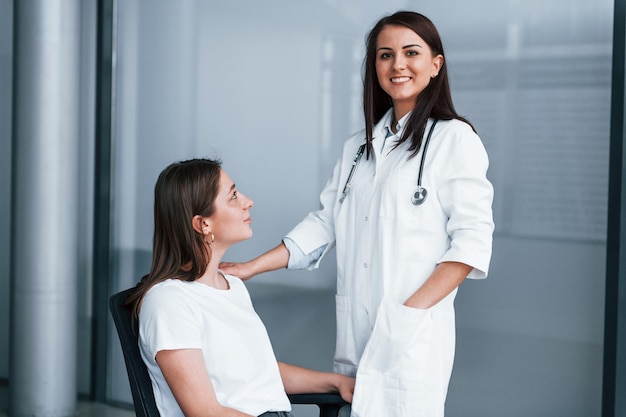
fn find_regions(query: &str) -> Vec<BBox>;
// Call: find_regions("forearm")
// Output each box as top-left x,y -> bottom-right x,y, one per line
248,242 -> 290,275
403,261 -> 472,309
175,402 -> 253,417
220,243 -> 289,280
196,405 -> 253,417
278,362 -> 338,394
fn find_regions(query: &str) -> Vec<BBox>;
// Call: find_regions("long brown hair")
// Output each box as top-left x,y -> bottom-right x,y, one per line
125,158 -> 222,321
362,11 -> 475,159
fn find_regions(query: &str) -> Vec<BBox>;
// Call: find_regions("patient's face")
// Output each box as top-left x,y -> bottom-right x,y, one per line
207,170 -> 254,247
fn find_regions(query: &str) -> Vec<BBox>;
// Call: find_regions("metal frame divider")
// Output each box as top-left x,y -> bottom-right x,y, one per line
604,0 -> 626,416
92,0 -> 116,402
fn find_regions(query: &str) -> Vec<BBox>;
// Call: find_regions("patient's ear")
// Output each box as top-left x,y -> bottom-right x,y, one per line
192,215 -> 208,235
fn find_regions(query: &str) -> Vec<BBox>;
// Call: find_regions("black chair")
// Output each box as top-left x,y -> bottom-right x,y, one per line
109,288 -> 162,417
109,288 -> 347,417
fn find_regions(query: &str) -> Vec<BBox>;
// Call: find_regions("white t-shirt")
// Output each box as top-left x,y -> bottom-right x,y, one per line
139,275 -> 291,417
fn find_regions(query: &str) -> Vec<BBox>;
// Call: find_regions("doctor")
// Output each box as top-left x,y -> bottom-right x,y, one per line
221,10 -> 494,416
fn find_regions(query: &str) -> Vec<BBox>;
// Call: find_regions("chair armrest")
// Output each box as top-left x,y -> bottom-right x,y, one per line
288,393 -> 346,405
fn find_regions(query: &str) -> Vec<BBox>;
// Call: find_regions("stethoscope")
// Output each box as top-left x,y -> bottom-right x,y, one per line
339,119 -> 438,206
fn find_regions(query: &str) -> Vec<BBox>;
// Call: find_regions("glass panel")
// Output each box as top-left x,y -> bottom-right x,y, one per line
108,1 -> 611,415
0,0 -> 14,382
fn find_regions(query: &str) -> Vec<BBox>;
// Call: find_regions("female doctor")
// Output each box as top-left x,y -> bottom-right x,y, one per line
221,10 -> 494,417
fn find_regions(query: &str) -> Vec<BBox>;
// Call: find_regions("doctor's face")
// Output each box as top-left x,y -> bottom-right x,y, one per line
375,25 -> 443,120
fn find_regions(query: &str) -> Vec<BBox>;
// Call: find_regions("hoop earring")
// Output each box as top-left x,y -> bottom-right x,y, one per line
204,233 -> 215,245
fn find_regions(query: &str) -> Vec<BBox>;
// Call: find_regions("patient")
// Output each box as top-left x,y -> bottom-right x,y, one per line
125,158 -> 354,417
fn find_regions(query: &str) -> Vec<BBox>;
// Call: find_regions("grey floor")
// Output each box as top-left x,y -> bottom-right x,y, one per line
0,283 -> 604,417
0,385 -> 136,417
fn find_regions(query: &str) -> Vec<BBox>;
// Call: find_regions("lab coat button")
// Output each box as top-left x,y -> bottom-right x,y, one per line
363,263 -> 368,268
364,216 -> 368,222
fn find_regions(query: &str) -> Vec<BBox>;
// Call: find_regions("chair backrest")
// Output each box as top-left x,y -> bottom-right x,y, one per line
109,288 -> 161,417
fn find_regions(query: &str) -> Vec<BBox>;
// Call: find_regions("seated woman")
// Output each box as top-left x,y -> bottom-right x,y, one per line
125,158 -> 354,417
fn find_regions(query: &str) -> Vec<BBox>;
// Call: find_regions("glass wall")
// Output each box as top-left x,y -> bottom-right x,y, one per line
0,0 -> 13,382
106,1 -> 612,415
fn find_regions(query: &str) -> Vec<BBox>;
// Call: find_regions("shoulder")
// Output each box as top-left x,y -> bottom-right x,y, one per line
145,278 -> 190,296
431,119 -> 490,175
436,118 -> 477,137
331,130 -> 366,167
223,274 -> 244,289
222,274 -> 254,305
139,279 -> 204,334
435,119 -> 484,150
223,274 -> 250,296
142,279 -> 192,310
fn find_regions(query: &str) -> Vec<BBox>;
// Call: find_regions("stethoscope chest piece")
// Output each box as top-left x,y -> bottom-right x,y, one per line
411,186 -> 427,205
340,119 -> 438,207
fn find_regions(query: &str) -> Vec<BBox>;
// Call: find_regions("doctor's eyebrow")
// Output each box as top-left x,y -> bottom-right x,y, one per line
376,44 -> 424,51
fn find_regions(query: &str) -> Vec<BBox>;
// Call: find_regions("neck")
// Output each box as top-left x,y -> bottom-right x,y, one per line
393,104 -> 411,124
196,245 -> 229,289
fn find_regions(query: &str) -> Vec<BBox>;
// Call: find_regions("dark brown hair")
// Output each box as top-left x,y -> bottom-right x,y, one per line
125,158 -> 222,321
362,11 -> 475,159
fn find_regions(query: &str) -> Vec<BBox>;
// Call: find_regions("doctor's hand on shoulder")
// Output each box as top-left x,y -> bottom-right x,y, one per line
218,261 -> 255,280
220,242 -> 291,281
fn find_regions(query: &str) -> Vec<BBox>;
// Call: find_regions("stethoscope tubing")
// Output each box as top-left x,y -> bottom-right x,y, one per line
339,144 -> 365,203
417,119 -> 438,191
412,119 -> 439,205
340,119 -> 439,205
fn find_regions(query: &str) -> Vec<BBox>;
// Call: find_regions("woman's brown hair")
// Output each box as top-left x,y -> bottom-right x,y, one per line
124,158 -> 222,322
362,11 -> 475,159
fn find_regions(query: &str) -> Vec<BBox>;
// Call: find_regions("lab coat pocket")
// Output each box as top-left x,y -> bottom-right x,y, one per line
334,295 -> 358,372
351,298 -> 442,417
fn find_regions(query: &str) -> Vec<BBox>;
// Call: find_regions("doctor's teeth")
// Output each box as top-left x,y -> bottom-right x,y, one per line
392,77 -> 410,82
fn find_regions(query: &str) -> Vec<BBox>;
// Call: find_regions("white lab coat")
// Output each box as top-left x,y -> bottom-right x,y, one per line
286,110 -> 494,416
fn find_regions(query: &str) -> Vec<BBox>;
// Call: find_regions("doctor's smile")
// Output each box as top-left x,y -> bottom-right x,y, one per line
390,76 -> 412,83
